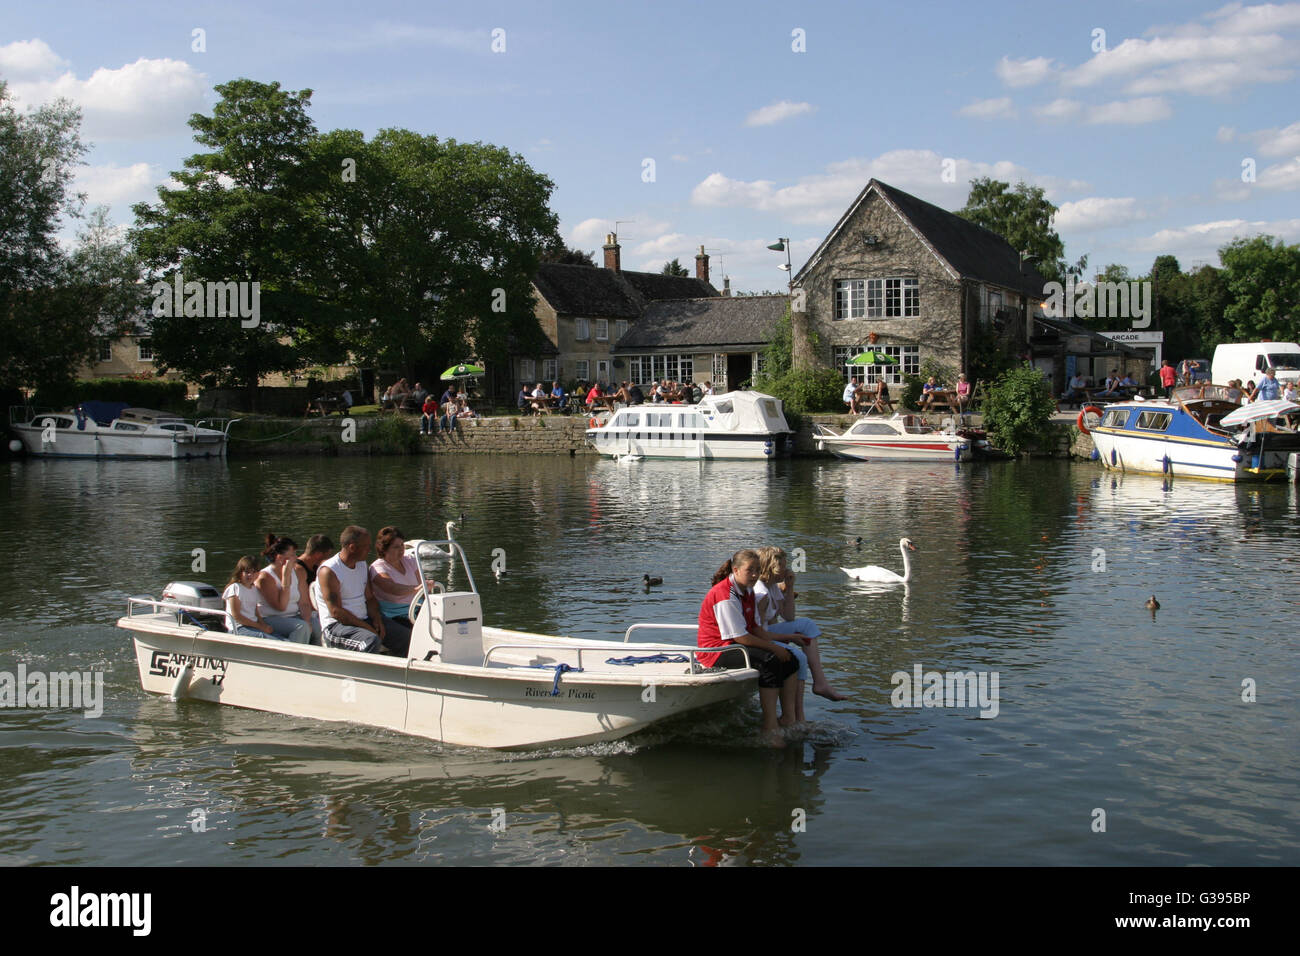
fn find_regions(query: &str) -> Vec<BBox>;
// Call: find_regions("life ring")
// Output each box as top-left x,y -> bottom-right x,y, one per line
1077,405 -> 1103,434
589,417 -> 600,429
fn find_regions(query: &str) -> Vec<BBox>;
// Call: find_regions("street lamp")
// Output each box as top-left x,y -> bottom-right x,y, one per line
767,238 -> 793,299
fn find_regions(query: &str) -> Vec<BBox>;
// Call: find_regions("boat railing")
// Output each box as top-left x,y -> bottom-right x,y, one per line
414,540 -> 477,594
196,417 -> 243,435
480,641 -> 752,673
623,623 -> 696,643
125,596 -> 235,630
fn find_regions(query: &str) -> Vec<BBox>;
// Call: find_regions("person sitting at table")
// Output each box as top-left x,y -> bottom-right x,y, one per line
586,381 -> 604,411
1095,374 -> 1125,399
380,385 -> 395,410
1061,373 -> 1088,404
550,381 -> 566,411
455,396 -> 478,419
529,382 -> 548,414
517,383 -> 530,412
919,376 -> 939,409
411,382 -> 428,408
842,380 -> 858,414
390,378 -> 411,409
955,373 -> 972,410
874,380 -> 895,413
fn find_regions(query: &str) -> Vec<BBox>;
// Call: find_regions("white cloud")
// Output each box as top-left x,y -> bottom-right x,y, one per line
1258,156 -> 1300,191
75,162 -> 157,209
1034,98 -> 1083,121
1055,197 -> 1143,232
744,100 -> 816,127
0,38 -> 68,78
630,233 -> 691,260
958,97 -> 1017,119
319,22 -> 486,53
1085,96 -> 1172,124
1131,217 -> 1300,256
691,150 -> 1088,226
996,55 -> 1056,87
1252,119 -> 1300,156
1061,4 -> 1300,96
670,153 -> 689,163
8,56 -> 208,140
568,216 -> 672,249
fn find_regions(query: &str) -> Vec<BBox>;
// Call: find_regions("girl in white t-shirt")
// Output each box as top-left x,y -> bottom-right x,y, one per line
755,546 -> 849,722
222,556 -> 278,639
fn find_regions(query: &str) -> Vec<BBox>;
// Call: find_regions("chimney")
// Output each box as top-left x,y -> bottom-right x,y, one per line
723,277 -> 731,297
603,233 -> 621,272
695,244 -> 710,283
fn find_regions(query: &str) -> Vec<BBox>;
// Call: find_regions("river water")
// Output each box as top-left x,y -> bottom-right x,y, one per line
1,454 -> 1297,865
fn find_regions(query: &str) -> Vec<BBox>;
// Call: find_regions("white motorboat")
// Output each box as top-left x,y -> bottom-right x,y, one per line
813,414 -> 972,461
117,542 -> 757,750
1084,385 -> 1300,482
10,401 -> 233,459
585,390 -> 792,460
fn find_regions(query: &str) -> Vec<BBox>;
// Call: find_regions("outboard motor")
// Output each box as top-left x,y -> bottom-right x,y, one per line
407,590 -> 483,664
161,581 -> 226,630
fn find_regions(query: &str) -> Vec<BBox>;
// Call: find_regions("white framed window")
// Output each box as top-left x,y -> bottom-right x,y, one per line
596,319 -> 609,341
652,355 -> 665,380
575,318 -> 590,341
542,359 -> 557,381
98,339 -> 113,362
575,360 -> 589,381
833,344 -> 919,385
866,278 -> 920,318
520,358 -> 535,381
597,360 -> 609,382
137,339 -> 154,362
835,280 -> 865,320
679,357 -> 693,381
623,355 -> 697,384
755,352 -> 767,374
712,353 -> 727,390
615,319 -> 629,341
665,355 -> 678,381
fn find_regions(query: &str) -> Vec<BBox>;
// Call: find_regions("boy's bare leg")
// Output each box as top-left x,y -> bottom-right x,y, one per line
759,687 -> 785,747
778,676 -> 797,728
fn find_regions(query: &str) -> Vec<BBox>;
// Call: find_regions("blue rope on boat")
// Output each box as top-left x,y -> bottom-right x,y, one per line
532,662 -> 584,695
604,654 -> 690,666
180,609 -> 212,630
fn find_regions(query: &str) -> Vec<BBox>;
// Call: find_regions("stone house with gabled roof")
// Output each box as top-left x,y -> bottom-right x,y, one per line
613,294 -> 788,391
521,235 -> 717,389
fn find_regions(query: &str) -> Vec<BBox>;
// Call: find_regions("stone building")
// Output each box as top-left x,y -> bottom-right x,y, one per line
521,235 -> 717,388
792,179 -> 1049,388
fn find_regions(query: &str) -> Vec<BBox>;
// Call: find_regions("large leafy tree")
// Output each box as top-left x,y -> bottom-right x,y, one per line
0,82 -> 138,397
307,127 -> 560,380
958,178 -> 1084,283
130,79 -> 320,399
1219,235 -> 1300,342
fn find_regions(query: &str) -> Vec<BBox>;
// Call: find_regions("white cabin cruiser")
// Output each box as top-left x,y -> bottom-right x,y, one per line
10,401 -> 232,459
117,542 -> 757,750
585,389 -> 792,460
813,414 -> 972,461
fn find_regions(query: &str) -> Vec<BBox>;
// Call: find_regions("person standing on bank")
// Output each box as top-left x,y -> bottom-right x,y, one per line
697,549 -> 798,747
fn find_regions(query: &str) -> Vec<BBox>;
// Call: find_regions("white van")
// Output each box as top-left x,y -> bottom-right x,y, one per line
1211,342 -> 1300,387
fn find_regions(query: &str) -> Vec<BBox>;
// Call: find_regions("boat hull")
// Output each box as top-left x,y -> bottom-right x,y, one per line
815,438 -> 969,461
12,423 -> 227,459
586,429 -> 785,460
125,619 -> 754,750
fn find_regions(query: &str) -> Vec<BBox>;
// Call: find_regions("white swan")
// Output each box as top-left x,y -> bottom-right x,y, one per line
841,538 -> 916,583
405,521 -> 458,562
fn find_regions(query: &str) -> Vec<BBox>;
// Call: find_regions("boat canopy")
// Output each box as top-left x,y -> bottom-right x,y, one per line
77,400 -> 130,427
697,390 -> 791,433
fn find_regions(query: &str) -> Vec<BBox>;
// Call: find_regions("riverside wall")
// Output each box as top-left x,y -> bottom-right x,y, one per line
223,411 -> 1099,460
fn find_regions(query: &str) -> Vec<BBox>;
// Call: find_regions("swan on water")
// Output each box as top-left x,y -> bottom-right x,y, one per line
841,538 -> 917,583
405,521 -> 458,562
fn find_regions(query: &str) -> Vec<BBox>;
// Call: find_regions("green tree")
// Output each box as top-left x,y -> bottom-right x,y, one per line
660,258 -> 688,276
0,83 -> 138,397
982,364 -> 1057,456
539,241 -> 596,266
1219,235 -> 1300,342
130,79 -> 321,401
958,178 -> 1084,283
307,127 -> 560,382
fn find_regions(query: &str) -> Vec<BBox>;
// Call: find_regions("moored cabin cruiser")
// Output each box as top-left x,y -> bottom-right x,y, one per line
1084,385 -> 1300,482
585,389 -> 792,460
10,401 -> 232,459
118,541 -> 758,750
813,414 -> 972,461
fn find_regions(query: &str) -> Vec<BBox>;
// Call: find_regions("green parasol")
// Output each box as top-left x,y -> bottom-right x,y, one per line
440,363 -> 485,381
848,351 -> 898,365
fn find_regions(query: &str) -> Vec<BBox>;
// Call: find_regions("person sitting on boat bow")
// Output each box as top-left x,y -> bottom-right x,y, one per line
369,526 -> 428,626
697,549 -> 798,747
223,557 -> 283,640
318,525 -> 411,656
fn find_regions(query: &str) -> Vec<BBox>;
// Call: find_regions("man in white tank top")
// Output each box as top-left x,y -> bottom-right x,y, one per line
317,525 -> 411,655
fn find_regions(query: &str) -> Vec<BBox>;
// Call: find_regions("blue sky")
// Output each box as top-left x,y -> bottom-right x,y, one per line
4,0 -> 1298,291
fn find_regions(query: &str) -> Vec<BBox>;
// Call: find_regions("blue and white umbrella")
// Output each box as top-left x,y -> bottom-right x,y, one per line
1220,399 -> 1300,428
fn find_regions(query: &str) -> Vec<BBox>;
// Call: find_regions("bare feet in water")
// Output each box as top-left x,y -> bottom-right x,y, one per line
763,727 -> 787,748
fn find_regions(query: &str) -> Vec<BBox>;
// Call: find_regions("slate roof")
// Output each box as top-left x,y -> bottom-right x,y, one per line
614,295 -> 788,351
532,263 -> 717,319
796,179 -> 1051,299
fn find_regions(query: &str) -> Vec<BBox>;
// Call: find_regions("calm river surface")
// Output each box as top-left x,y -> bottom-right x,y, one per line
1,453 -> 1297,866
